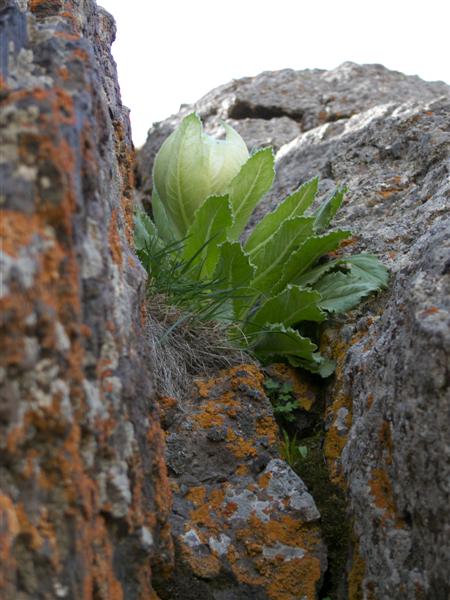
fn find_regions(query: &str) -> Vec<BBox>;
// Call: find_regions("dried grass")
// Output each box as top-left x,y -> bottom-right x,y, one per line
145,294 -> 253,400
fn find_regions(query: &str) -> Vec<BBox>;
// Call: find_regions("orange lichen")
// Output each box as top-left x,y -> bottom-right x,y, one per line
189,500 -> 219,532
266,555 -> 322,600
379,189 -> 398,199
235,464 -> 250,476
347,538 -> 366,600
234,514 -> 323,599
379,420 -> 393,465
226,428 -> 257,459
420,306 -> 441,317
157,395 -> 178,424
258,472 -> 272,490
0,212 -> 42,257
146,418 -> 173,526
321,330 -> 360,487
108,209 -> 123,267
266,363 -> 318,411
30,0 -> 63,15
256,416 -> 280,446
0,493 -> 19,583
195,378 -> 217,398
0,17 -> 174,596
179,541 -> 222,579
368,467 -> 405,529
185,486 -> 206,506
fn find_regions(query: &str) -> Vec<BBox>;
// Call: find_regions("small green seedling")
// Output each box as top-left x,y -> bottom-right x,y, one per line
264,378 -> 299,423
280,430 -> 309,468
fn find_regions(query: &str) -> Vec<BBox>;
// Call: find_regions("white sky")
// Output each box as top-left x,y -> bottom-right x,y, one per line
99,0 -> 450,148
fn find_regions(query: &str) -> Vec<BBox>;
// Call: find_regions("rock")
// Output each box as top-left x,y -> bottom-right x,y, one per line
155,365 -> 326,600
0,1 -> 172,598
139,63 -> 450,599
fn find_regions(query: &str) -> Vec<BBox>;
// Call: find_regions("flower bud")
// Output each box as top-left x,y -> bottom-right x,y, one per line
153,113 -> 249,238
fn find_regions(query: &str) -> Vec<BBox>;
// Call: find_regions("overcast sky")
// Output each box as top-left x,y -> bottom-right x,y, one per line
99,0 -> 450,147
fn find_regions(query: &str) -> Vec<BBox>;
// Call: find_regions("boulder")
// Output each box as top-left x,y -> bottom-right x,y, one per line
156,365 -> 326,600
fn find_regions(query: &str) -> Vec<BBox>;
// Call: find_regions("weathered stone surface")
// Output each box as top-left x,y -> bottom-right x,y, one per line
0,1 -> 172,598
156,365 -> 326,600
140,63 -> 450,599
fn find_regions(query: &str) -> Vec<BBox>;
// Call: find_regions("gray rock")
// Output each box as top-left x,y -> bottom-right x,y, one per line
140,62 -> 450,599
157,366 -> 327,599
0,1 -> 172,598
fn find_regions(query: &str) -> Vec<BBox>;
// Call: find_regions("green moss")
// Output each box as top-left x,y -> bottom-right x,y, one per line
290,428 -> 350,599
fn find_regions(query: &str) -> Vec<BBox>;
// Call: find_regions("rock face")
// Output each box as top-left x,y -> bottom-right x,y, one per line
157,365 -> 326,600
139,63 -> 450,599
0,1 -> 172,597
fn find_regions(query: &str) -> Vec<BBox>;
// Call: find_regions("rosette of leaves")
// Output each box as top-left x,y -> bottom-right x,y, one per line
136,113 -> 388,376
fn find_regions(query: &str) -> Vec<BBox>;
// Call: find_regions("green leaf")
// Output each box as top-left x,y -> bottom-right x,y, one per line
344,254 -> 389,288
314,271 -> 381,313
280,230 -> 352,293
313,187 -> 346,233
153,113 -> 249,237
245,286 -> 326,335
298,446 -> 308,458
296,253 -> 388,289
295,260 -> 339,287
288,352 -> 336,378
227,147 -> 275,240
264,378 -> 280,392
182,195 -> 233,279
152,186 -> 179,242
134,210 -> 160,251
252,323 -> 318,364
280,382 -> 294,394
214,241 -> 257,320
245,178 -> 318,255
250,217 -> 316,293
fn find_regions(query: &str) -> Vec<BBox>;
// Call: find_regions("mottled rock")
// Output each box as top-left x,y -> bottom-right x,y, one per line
0,1 -> 172,598
140,63 -> 450,599
156,365 -> 326,600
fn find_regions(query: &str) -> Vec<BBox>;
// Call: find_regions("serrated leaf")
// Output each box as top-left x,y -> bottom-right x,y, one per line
250,216 -> 316,293
314,270 -> 380,313
313,187 -> 346,233
245,178 -> 318,256
252,323 -> 318,364
296,252 -> 389,289
264,378 -> 280,391
227,148 -> 275,240
214,241 -> 257,320
245,285 -> 326,335
280,382 -> 294,394
280,230 -> 351,293
295,260 -> 339,287
134,210 -> 160,251
344,254 -> 389,288
288,352 -> 336,378
182,195 -> 233,278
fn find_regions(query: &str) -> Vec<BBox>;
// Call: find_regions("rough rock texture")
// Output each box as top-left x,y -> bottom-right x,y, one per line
139,63 -> 450,599
157,365 -> 326,600
0,1 -> 172,598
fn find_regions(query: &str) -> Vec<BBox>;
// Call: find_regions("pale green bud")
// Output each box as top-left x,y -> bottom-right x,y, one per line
152,113 -> 249,238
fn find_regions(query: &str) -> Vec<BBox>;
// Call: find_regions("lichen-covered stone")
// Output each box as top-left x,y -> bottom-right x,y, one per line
140,63 -> 450,599
156,365 -> 326,600
0,1 -> 172,597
